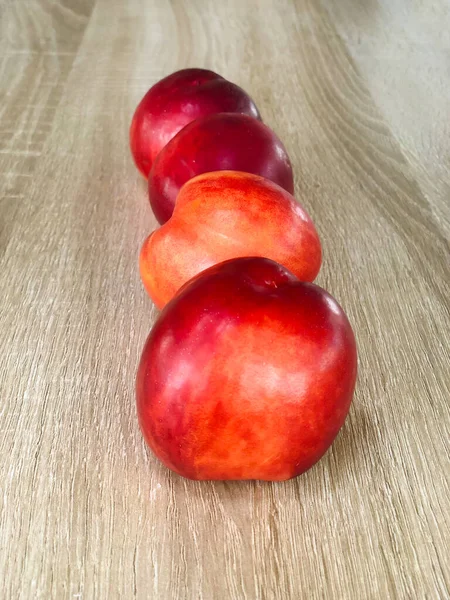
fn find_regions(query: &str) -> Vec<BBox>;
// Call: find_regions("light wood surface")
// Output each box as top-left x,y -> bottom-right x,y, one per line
1,1 -> 449,598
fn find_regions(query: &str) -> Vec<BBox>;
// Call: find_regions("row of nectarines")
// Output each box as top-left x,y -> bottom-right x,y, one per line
130,69 -> 357,481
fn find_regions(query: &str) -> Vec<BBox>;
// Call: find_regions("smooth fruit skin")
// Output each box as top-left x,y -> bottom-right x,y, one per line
136,257 -> 357,481
130,69 -> 261,178
148,113 -> 294,224
140,171 -> 321,309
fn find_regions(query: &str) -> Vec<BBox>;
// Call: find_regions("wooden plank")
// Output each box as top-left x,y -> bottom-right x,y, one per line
0,0 -> 449,598
0,0 -> 96,253
322,0 -> 450,237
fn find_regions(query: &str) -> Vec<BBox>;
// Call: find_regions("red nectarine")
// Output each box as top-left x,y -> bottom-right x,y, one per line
130,68 -> 260,178
136,257 -> 357,481
148,112 -> 294,224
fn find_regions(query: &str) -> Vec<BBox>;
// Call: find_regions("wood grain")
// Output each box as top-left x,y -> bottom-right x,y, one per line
0,0 -> 449,598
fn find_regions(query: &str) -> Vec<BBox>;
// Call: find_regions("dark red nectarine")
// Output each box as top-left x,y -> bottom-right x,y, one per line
136,257 -> 357,481
130,68 -> 260,178
148,113 -> 294,224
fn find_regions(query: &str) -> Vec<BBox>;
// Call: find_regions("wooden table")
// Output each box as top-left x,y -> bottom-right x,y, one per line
1,1 -> 449,598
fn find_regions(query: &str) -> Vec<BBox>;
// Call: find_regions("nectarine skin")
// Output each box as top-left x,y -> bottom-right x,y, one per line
140,171 -> 321,308
130,69 -> 260,178
148,113 -> 294,224
136,257 -> 357,481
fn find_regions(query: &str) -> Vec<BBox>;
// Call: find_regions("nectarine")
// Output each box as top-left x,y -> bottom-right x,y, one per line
140,171 -> 321,308
130,69 -> 260,178
148,113 -> 294,224
136,257 -> 357,481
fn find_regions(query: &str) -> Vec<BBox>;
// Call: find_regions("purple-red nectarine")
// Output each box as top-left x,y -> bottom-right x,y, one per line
148,113 -> 294,224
